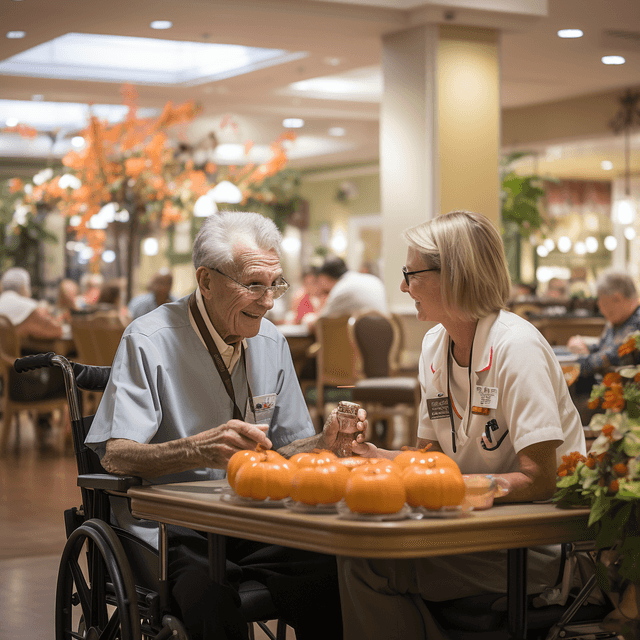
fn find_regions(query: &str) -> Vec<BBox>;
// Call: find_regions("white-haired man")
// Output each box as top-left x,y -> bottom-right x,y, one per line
86,211 -> 366,640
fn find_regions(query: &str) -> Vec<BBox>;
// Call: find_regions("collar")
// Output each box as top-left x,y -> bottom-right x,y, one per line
189,288 -> 247,371
430,312 -> 497,392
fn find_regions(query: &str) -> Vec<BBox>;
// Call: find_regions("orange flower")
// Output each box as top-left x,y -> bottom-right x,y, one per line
613,463 -> 628,477
557,451 -> 586,477
609,479 -> 619,493
8,178 -> 23,193
585,456 -> 596,469
602,425 -> 617,441
603,372 -> 622,387
618,337 -> 637,357
588,399 -> 600,410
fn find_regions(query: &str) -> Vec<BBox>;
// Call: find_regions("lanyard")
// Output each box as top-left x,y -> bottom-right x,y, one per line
189,292 -> 255,421
446,338 -> 473,454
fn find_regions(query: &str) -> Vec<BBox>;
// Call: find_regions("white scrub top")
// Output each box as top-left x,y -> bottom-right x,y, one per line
417,310 -> 586,475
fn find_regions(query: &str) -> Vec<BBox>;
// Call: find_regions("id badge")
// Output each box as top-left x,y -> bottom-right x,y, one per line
245,393 -> 277,426
473,385 -> 498,411
426,397 -> 451,420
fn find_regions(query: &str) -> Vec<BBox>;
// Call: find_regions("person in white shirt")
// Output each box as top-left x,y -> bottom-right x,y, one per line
338,210 -> 587,640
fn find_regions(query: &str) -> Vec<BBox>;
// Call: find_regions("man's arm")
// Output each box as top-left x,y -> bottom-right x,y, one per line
100,421 -> 271,478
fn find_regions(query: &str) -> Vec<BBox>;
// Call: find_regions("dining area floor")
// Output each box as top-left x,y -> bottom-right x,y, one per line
0,417 -> 292,640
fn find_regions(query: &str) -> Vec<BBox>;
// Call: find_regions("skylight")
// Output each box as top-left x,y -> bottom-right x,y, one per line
0,33 -> 308,86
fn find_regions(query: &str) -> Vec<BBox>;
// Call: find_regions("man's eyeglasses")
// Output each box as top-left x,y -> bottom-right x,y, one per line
402,265 -> 439,286
212,268 -> 290,300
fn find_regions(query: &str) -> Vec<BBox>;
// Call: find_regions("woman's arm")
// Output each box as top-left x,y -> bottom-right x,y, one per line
490,439 -> 561,503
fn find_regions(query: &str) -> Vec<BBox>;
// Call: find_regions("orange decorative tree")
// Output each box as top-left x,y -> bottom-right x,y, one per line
1,84 -> 300,300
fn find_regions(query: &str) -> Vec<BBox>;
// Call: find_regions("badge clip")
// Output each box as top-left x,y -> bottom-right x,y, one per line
471,406 -> 490,416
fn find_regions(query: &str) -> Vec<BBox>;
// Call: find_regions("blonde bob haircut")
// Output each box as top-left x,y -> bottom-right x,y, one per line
402,210 -> 511,321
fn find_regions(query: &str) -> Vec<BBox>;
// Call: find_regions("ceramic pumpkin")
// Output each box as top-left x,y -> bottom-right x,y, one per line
423,452 -> 461,473
290,450 -> 337,468
394,446 -> 435,471
226,449 -> 264,490
234,459 -> 295,501
344,467 -> 406,514
402,466 -> 466,510
290,464 -> 350,505
350,459 -> 401,475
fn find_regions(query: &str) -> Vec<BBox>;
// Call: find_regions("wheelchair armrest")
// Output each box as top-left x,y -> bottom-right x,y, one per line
77,473 -> 143,492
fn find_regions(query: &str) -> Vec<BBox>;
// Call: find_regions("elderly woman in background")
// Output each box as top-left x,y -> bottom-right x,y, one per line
339,210 -> 586,640
95,279 -> 131,326
56,278 -> 80,323
0,267 -> 63,340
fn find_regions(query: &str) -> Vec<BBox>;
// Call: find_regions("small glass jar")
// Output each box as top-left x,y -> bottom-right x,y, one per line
334,401 -> 361,457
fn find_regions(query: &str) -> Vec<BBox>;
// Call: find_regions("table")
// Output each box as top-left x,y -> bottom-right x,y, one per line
129,480 -> 593,639
530,316 -> 606,347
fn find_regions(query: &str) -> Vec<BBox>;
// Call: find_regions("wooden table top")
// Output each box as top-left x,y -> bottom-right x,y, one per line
129,480 -> 593,559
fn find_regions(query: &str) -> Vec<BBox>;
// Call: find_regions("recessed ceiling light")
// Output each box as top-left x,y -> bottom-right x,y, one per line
71,136 -> 85,148
6,31 -> 26,39
602,55 -> 625,65
601,160 -> 613,170
557,29 -> 583,38
150,20 -> 172,30
283,118 -> 304,128
328,127 -> 346,137
5,117 -> 19,127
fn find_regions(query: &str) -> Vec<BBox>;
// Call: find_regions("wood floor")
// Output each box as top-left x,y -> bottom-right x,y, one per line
0,418 -> 292,639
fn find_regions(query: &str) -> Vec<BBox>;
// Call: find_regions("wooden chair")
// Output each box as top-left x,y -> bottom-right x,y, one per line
301,315 -> 360,430
348,310 -> 421,449
70,314 -> 125,414
0,315 -> 69,454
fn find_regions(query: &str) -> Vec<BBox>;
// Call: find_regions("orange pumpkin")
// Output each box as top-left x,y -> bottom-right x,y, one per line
290,464 -> 350,505
402,466 -> 466,510
335,456 -> 370,471
350,459 -> 401,475
234,459 -> 295,501
290,450 -> 338,468
344,467 -> 406,514
423,452 -> 461,473
226,449 -> 263,490
394,446 -> 434,471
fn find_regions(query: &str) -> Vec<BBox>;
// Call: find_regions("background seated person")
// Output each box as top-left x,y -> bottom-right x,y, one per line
567,269 -> 640,423
338,211 -> 586,640
85,211 -> 367,640
0,267 -> 63,341
55,278 -> 80,323
79,272 -> 104,308
285,266 -> 320,324
94,279 -> 131,326
302,256 -> 388,330
128,269 -> 175,320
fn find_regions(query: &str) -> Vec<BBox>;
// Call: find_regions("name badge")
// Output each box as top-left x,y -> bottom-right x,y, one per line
427,397 -> 451,420
245,393 -> 277,425
474,385 -> 498,410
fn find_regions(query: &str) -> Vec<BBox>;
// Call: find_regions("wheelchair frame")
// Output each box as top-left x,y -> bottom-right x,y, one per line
15,352 -> 285,640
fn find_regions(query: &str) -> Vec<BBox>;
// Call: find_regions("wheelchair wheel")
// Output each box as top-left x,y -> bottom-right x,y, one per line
56,518 -> 141,640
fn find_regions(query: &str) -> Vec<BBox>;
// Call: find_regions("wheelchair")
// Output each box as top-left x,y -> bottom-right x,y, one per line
15,352 -> 287,640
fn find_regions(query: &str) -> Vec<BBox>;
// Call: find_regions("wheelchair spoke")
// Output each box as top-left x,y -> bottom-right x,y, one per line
100,608 -> 121,640
67,554 -> 91,617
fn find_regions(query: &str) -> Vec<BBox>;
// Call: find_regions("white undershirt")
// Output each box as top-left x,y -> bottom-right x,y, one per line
189,287 -> 246,372
449,343 -> 470,432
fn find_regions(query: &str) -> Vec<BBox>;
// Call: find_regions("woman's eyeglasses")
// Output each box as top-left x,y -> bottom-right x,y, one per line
212,268 -> 290,300
402,266 -> 439,286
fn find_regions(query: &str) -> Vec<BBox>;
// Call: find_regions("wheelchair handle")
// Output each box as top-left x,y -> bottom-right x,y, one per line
14,352 -> 57,372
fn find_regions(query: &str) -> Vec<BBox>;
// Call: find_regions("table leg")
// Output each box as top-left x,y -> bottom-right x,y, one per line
208,532 -> 227,584
507,547 -> 528,640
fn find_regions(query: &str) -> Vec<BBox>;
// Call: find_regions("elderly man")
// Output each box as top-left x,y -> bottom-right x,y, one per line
568,269 -> 640,421
86,212 -> 365,640
128,269 -> 175,320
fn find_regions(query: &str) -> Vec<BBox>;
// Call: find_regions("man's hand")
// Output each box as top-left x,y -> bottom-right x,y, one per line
321,407 -> 368,454
567,335 -> 590,355
191,421 -> 271,468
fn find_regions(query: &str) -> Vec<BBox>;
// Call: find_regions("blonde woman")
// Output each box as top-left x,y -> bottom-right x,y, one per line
340,211 -> 587,639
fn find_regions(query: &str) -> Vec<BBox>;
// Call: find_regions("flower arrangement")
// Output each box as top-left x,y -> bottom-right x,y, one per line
0,83 -> 301,298
554,338 -> 640,638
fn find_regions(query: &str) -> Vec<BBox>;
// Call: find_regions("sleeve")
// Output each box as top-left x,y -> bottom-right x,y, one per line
84,332 -> 163,457
497,331 -> 566,453
578,319 -> 640,377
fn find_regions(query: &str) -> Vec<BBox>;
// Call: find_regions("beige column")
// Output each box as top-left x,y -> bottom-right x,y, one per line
380,25 -> 500,311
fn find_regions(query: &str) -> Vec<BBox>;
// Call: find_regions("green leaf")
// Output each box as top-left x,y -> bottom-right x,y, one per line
595,560 -> 611,593
589,490 -> 613,526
